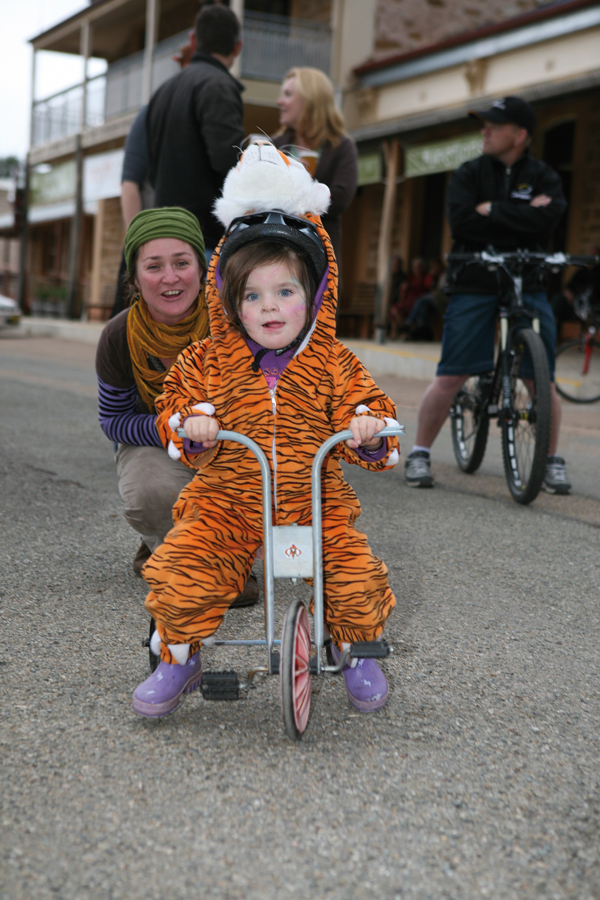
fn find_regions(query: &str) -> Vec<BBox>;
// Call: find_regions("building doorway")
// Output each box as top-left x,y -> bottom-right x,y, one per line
542,119 -> 575,253
419,170 -> 446,265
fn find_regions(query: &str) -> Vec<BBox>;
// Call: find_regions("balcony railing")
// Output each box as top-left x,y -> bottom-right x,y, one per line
31,12 -> 332,148
241,12 -> 331,82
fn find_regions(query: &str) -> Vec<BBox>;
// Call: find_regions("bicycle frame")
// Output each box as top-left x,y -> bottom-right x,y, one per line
448,248 -> 597,415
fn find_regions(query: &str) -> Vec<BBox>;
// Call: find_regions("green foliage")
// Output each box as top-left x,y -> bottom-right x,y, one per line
34,284 -> 68,302
0,156 -> 20,178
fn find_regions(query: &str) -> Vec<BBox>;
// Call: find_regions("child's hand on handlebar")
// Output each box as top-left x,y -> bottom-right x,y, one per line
183,415 -> 220,448
346,416 -> 385,451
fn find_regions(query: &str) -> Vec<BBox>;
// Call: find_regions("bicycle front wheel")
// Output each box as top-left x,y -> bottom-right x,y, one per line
555,337 -> 600,403
450,375 -> 491,473
501,329 -> 551,504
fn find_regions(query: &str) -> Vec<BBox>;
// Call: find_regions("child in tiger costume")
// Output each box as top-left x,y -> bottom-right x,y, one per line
133,142 -> 402,718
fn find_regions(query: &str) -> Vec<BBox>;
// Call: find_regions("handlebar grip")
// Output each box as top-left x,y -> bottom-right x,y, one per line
566,255 -> 599,266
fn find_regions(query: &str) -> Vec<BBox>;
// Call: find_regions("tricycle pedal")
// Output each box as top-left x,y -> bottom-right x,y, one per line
200,670 -> 240,701
349,640 -> 391,659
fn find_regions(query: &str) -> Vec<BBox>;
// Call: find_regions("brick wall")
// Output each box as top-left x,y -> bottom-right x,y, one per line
95,198 -> 125,312
291,0 -> 332,24
0,237 -> 20,299
374,0 -> 554,59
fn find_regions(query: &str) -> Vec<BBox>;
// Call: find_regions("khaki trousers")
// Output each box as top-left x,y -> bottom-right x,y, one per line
116,444 -> 194,552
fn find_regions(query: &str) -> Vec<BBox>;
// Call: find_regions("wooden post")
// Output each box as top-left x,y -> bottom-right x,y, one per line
373,138 -> 400,344
17,47 -> 37,313
66,22 -> 90,319
142,0 -> 160,105
88,197 -> 106,318
230,0 -> 244,79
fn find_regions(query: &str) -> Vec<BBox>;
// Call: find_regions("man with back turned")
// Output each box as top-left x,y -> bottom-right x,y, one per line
146,3 -> 245,261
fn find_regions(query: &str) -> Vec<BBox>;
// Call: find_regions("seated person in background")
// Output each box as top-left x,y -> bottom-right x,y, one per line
389,255 -> 406,304
389,257 -> 427,338
404,260 -> 448,341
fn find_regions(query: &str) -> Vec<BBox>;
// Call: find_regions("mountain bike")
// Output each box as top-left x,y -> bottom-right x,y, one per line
448,249 -> 596,504
555,285 -> 600,403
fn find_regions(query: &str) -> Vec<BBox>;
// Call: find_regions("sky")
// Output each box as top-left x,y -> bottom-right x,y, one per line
0,0 -> 106,159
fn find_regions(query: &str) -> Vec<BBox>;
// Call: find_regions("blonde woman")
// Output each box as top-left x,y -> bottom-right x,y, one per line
273,66 -> 358,263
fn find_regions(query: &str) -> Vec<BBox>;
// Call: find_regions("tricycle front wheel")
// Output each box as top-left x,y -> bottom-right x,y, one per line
280,599 -> 312,740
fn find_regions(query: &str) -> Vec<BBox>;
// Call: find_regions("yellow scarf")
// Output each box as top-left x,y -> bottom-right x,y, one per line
126,292 -> 210,412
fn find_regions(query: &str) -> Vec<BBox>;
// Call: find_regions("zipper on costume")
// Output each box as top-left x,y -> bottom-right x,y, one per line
504,166 -> 511,200
270,387 -> 278,511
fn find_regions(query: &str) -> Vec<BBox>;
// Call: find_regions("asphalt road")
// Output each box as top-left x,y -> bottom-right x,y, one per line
1,334 -> 600,900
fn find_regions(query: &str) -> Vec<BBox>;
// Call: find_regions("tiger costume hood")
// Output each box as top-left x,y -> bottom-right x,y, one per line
209,141 -> 336,361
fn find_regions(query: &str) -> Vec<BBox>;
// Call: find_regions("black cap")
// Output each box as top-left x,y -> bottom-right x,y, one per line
469,96 -> 536,134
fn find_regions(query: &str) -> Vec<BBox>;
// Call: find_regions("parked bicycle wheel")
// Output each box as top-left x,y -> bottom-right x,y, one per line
501,329 -> 551,504
450,373 -> 492,473
555,337 -> 600,403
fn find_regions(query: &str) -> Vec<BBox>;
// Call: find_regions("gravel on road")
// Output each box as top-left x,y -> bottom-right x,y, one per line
1,358 -> 600,900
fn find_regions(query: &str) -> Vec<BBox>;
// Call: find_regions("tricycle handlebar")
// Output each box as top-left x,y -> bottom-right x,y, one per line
176,425 -> 405,445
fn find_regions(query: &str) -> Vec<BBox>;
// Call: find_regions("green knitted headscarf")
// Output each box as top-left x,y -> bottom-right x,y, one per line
124,207 -> 207,273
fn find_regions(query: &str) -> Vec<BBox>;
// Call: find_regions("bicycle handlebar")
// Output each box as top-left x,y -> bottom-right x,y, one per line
447,249 -> 598,268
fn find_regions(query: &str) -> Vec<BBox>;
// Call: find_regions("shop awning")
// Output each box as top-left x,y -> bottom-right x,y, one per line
357,152 -> 383,186
405,132 -> 482,178
29,149 -> 124,223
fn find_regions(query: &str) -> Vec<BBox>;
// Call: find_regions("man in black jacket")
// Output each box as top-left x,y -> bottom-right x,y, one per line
146,3 -> 244,258
405,96 -> 571,494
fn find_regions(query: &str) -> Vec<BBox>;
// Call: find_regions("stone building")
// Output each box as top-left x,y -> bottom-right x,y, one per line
338,0 -> 600,336
23,0 -> 369,319
22,0 -> 600,335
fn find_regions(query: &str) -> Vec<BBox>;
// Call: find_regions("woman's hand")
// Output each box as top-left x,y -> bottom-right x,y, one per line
183,415 -> 220,449
346,416 -> 385,450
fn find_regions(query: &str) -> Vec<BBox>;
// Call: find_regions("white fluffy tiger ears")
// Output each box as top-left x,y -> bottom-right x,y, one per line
213,141 -> 331,229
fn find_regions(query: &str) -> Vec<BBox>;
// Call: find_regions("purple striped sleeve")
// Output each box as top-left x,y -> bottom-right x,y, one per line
97,376 -> 162,447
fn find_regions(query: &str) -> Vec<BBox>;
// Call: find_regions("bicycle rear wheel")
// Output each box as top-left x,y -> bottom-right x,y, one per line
555,336 -> 600,403
450,374 -> 492,473
501,328 -> 551,504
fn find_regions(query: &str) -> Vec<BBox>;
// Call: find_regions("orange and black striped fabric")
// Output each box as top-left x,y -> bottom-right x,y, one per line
144,214 -> 400,661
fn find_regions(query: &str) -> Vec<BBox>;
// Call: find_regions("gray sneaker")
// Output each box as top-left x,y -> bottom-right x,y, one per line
404,451 -> 434,488
542,456 -> 571,494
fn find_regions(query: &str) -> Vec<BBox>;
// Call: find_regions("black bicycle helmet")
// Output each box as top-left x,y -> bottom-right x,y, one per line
218,210 -> 328,286
217,210 -> 328,362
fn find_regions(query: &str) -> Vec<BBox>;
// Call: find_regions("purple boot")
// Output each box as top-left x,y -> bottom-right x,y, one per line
132,651 -> 202,718
331,643 -> 389,712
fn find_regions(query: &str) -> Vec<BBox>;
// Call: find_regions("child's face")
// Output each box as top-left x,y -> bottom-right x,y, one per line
240,261 -> 308,349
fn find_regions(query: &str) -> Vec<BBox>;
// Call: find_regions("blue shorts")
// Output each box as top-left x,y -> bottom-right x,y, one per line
436,292 -> 556,381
